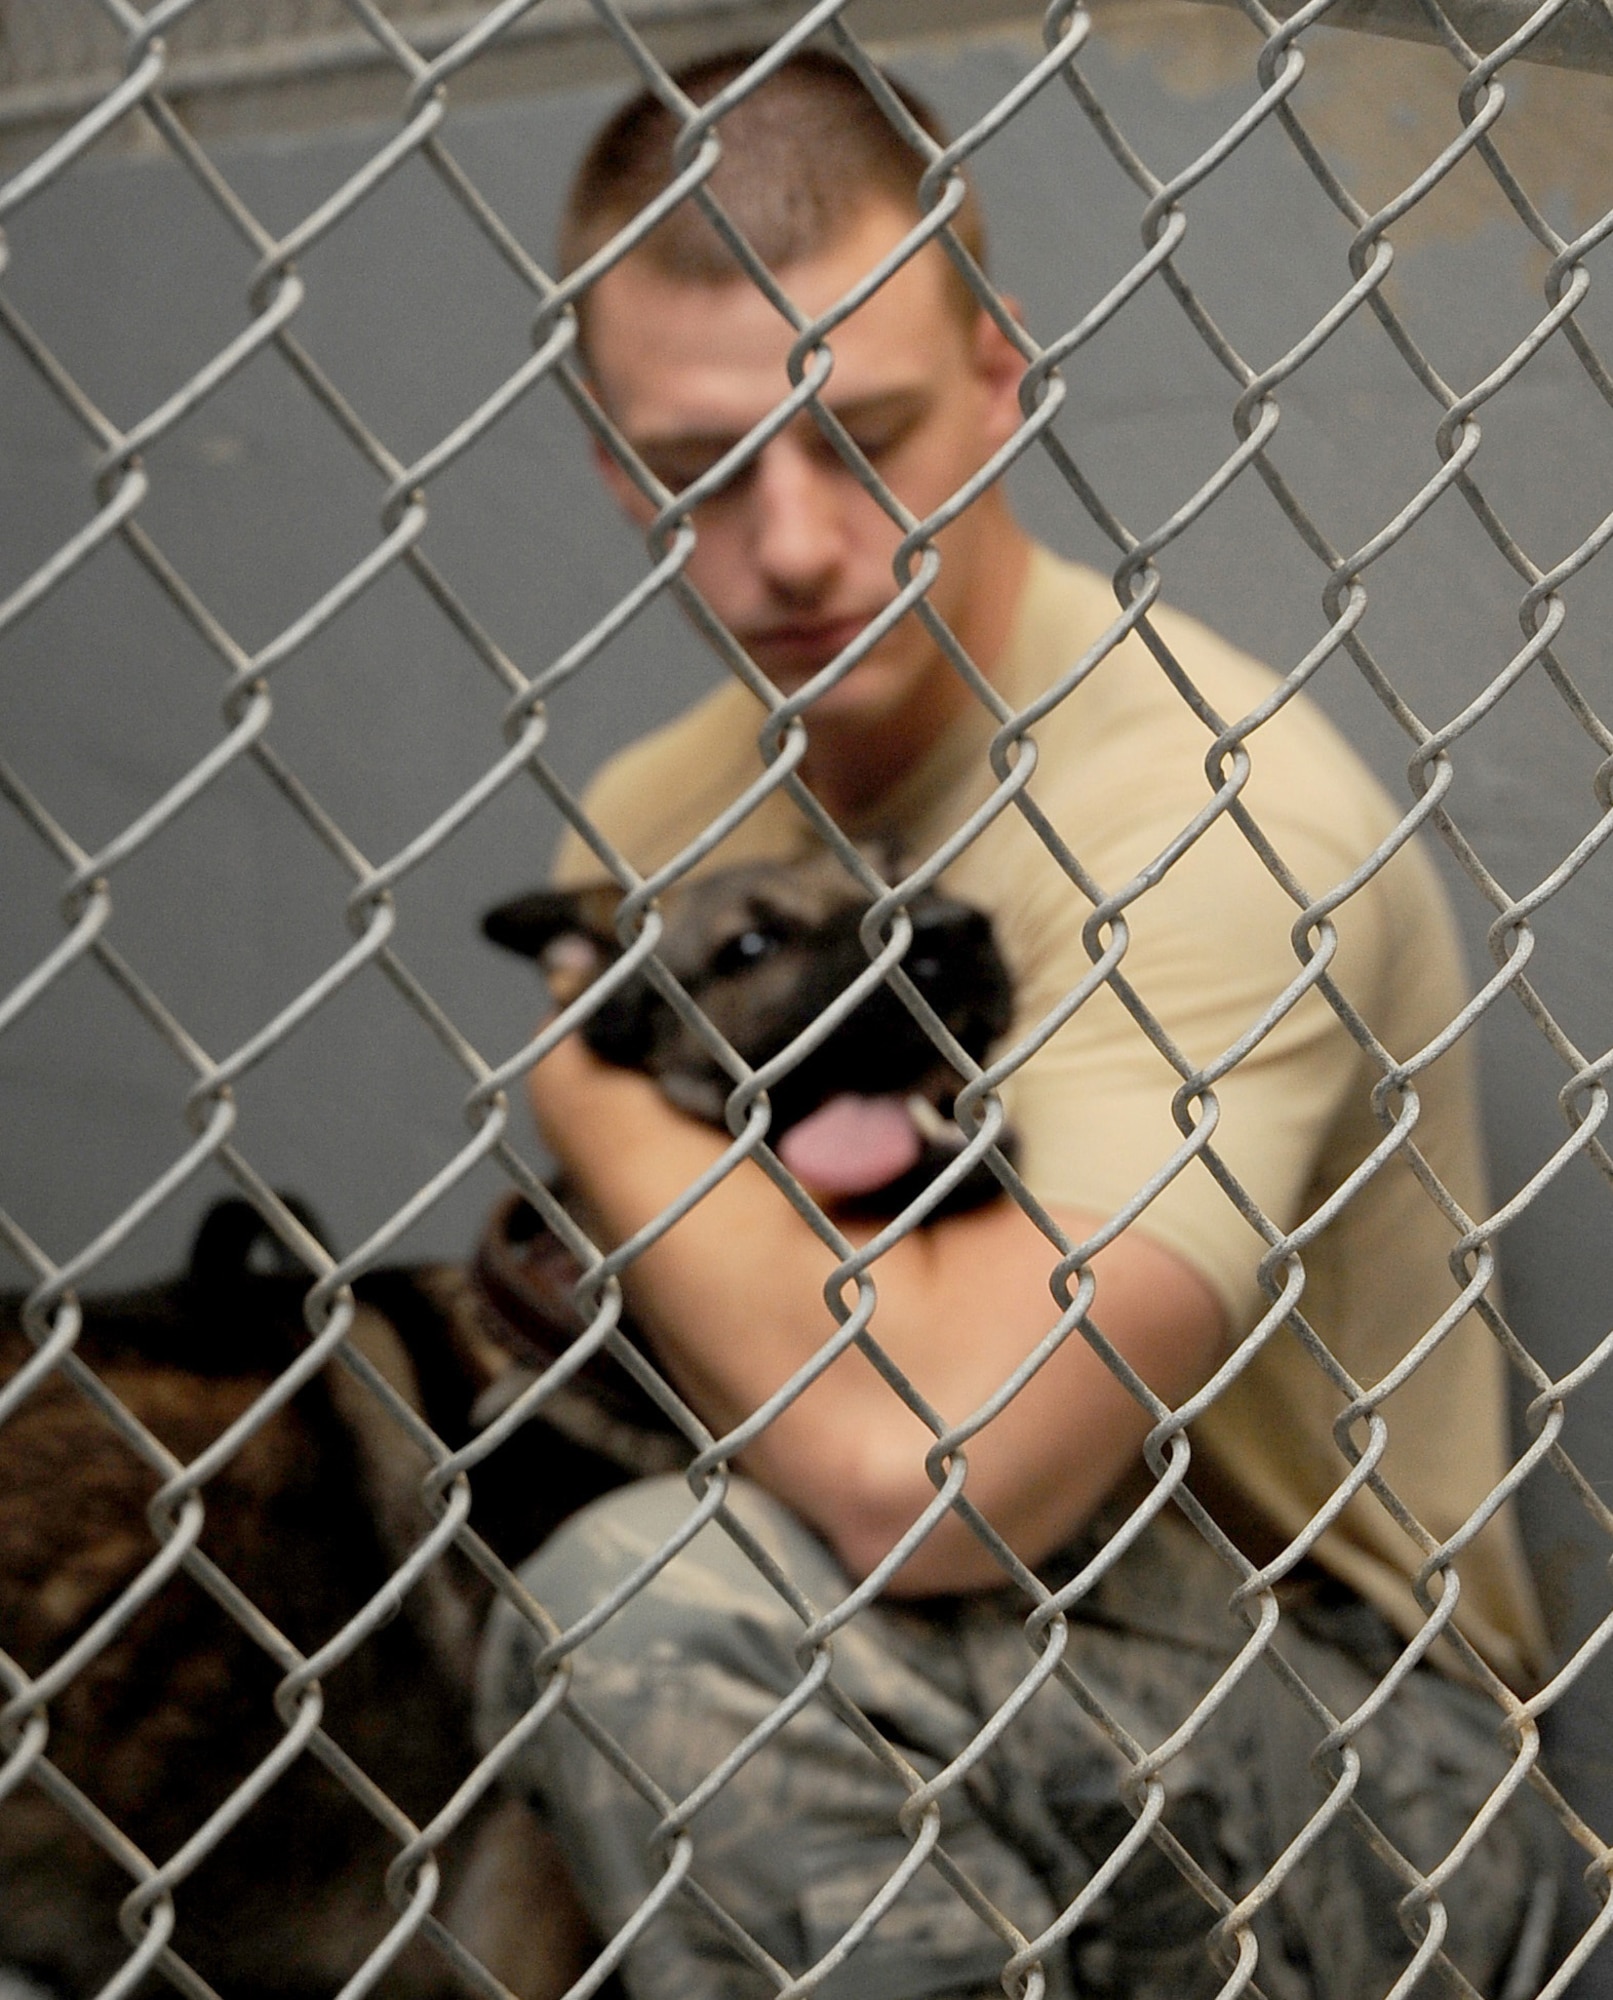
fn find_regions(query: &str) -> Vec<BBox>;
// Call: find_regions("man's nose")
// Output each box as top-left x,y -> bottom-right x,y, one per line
751,438 -> 845,601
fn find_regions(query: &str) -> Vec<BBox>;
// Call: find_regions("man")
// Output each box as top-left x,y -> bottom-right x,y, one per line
478,48 -> 1554,2000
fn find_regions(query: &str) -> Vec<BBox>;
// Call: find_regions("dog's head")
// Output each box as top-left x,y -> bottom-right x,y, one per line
483,851 -> 1015,1209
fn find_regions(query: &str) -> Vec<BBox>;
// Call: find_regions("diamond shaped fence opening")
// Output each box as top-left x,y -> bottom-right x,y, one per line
4,3 -> 1613,1998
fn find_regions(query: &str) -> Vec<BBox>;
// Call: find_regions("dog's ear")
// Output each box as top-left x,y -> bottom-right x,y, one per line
482,885 -> 625,1002
189,1194 -> 329,1291
484,884 -> 663,1064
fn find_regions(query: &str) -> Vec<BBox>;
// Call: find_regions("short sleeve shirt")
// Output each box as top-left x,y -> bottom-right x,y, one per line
553,548 -> 1548,1690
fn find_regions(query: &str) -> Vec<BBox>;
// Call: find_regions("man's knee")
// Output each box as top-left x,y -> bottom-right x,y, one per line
473,1476 -> 1059,2000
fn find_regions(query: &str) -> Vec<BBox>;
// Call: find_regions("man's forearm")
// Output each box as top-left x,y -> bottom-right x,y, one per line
532,1036 -> 1227,1593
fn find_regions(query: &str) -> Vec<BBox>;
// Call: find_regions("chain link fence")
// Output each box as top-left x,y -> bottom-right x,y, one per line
0,0 -> 1048,164
4,1 -> 1613,1996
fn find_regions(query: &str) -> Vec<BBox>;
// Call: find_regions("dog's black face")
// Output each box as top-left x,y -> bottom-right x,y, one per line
483,852 -> 1015,1210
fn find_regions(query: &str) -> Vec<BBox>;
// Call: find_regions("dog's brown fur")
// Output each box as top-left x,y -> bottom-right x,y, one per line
0,1203 -> 593,2000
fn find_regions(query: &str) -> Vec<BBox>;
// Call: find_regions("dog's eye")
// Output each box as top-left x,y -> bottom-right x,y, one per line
715,926 -> 780,975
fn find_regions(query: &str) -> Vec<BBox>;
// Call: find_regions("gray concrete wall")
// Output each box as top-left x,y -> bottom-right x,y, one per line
3,7 -> 1612,1984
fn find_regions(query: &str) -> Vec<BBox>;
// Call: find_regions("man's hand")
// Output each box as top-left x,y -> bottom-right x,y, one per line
532,1031 -> 1227,1596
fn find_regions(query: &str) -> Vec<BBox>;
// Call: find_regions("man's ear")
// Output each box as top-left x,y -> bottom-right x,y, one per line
973,295 -> 1028,452
592,437 -> 658,527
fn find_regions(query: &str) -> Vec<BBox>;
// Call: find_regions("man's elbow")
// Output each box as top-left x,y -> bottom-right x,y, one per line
793,1436 -> 1013,1598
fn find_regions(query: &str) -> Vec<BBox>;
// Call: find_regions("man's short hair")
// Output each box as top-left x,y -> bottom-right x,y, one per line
560,47 -> 987,321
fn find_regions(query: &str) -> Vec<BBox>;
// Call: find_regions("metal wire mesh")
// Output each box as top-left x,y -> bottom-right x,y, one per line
3,2 -> 1613,1997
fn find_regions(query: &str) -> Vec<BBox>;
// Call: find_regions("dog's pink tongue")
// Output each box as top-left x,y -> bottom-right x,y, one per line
776,1093 -> 923,1198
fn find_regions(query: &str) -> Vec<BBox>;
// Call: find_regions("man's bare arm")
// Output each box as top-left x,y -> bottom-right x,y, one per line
532,1034 -> 1227,1596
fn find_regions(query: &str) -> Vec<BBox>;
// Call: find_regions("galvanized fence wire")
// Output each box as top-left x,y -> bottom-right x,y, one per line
2,0 -> 1613,1995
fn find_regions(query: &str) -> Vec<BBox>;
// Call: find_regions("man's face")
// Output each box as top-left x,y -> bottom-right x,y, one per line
584,202 -> 1026,731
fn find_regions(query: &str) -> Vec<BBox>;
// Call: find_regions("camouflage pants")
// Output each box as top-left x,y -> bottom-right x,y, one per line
477,1477 -> 1555,2000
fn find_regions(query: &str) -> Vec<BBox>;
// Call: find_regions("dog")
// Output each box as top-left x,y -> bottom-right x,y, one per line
469,847 -> 1017,1463
482,847 -> 1016,1218
0,1198 -> 609,2000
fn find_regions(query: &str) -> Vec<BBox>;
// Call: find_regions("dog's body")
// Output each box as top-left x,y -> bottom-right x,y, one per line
0,1201 -> 595,2000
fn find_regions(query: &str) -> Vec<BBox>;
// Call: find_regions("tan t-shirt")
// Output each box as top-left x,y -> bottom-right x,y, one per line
554,547 -> 1547,1690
